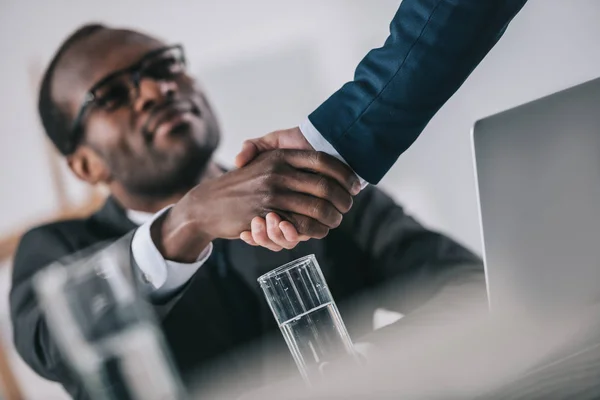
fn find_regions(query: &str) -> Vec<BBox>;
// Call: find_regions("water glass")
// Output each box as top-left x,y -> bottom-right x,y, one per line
257,255 -> 358,384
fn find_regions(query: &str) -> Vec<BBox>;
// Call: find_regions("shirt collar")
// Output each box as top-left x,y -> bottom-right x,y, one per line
126,209 -> 155,225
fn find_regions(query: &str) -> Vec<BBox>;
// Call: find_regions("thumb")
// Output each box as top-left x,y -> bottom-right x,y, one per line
234,141 -> 259,168
234,131 -> 282,168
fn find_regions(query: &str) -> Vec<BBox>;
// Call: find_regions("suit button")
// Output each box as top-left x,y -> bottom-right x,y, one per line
142,273 -> 153,285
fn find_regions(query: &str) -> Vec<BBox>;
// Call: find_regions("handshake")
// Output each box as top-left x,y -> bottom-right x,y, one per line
152,127 -> 361,261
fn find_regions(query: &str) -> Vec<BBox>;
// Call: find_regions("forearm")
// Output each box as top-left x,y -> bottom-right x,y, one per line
309,0 -> 528,183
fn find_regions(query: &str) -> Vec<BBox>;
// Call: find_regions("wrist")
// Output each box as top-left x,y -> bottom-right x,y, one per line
290,126 -> 313,150
150,206 -> 214,263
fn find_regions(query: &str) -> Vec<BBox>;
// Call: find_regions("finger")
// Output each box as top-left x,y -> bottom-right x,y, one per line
251,216 -> 283,252
272,192 -> 342,229
234,141 -> 260,168
235,131 -> 284,168
266,213 -> 298,250
276,211 -> 330,240
240,231 -> 258,246
279,221 -> 312,242
279,220 -> 299,242
281,169 -> 354,214
282,150 -> 361,196
235,127 -> 312,168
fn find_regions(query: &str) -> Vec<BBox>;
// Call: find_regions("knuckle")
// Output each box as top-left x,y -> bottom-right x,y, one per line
294,216 -> 310,234
262,191 -> 276,207
311,198 -> 333,222
313,151 -> 326,166
259,174 -> 281,195
310,198 -> 325,219
271,148 -> 286,162
263,161 -> 278,176
316,176 -> 331,198
265,160 -> 287,178
263,172 -> 278,188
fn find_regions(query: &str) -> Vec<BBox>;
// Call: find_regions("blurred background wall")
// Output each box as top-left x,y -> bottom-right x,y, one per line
0,0 -> 599,398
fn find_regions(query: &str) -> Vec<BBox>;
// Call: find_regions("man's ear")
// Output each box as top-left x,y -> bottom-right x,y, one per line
67,146 -> 111,185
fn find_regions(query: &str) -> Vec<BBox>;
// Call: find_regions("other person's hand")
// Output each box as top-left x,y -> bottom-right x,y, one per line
152,149 -> 359,261
234,127 -> 313,168
235,127 -> 359,250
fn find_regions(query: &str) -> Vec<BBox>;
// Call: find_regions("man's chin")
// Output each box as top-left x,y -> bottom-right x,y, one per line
123,161 -> 208,198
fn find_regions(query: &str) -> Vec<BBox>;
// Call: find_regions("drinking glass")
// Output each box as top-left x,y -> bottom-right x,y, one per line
34,250 -> 187,400
257,255 -> 359,384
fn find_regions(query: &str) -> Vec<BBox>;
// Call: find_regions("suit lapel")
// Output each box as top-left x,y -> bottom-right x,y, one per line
187,254 -> 239,347
90,197 -> 138,237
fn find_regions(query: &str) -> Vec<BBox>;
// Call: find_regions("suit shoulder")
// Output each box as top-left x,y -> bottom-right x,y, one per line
19,218 -> 90,244
15,217 -> 95,263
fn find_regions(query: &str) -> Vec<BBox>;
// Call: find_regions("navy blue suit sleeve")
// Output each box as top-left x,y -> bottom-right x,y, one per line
308,0 -> 528,183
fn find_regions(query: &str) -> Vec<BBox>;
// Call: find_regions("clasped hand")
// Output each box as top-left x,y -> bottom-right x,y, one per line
233,127 -> 360,251
156,131 -> 360,261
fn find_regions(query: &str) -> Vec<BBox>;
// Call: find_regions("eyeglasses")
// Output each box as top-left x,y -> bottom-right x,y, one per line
67,44 -> 187,153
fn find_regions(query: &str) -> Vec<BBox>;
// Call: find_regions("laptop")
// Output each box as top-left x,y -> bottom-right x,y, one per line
472,77 -> 600,316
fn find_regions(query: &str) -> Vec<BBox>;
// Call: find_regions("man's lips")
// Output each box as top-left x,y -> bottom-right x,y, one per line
143,101 -> 201,138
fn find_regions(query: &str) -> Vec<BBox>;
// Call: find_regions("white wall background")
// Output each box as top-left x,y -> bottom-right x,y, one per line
0,1 -> 599,396
1,0 -> 600,252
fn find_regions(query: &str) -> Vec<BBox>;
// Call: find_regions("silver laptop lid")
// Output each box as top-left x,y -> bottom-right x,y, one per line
472,77 -> 600,315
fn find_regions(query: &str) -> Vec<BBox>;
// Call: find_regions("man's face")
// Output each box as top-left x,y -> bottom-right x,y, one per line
52,29 -> 220,197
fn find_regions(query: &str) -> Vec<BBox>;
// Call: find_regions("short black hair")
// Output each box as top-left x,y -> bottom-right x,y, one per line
38,24 -> 107,155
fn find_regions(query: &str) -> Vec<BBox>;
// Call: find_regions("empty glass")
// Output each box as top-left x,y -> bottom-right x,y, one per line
34,249 -> 187,400
257,255 -> 358,384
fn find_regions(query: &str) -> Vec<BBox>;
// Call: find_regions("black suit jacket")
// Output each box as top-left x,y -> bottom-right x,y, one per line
10,186 -> 484,399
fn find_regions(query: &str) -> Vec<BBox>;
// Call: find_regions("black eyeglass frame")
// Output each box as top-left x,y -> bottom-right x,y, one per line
66,44 -> 186,153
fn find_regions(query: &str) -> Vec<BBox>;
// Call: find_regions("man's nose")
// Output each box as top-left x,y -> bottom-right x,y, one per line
134,78 -> 177,113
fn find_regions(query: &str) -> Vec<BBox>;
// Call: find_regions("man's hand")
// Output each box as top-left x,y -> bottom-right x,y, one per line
152,149 -> 359,261
235,127 -> 353,250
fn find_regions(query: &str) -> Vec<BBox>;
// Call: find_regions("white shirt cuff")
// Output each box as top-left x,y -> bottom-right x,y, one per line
299,118 -> 368,189
131,206 -> 213,300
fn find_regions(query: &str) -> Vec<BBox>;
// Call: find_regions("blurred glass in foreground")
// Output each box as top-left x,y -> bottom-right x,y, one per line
34,250 -> 187,400
258,254 -> 359,384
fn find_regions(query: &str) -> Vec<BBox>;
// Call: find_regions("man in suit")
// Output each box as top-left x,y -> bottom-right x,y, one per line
10,23 -> 484,399
235,0 -> 529,246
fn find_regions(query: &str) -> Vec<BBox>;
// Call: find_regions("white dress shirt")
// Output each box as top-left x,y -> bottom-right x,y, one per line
130,207 -> 212,300
130,120 -> 364,301
299,118 -> 368,189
